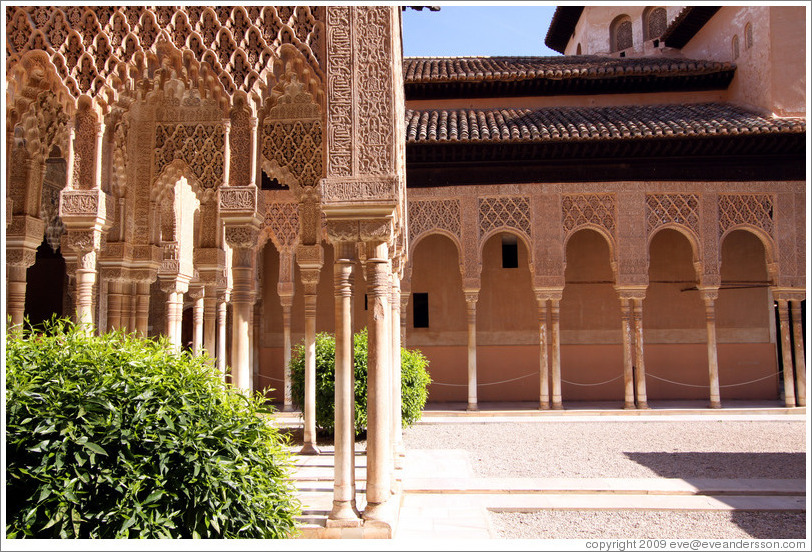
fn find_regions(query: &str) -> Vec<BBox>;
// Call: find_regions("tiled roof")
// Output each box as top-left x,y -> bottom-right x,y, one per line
661,7 -> 721,49
405,103 -> 805,144
544,6 -> 585,54
403,56 -> 734,84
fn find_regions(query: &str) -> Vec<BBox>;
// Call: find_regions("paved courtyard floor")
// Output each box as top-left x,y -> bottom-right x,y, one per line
278,403 -> 808,542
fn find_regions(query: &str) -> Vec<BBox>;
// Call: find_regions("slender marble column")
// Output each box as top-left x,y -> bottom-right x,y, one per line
391,271 -> 404,465
124,282 -> 136,333
776,299 -> 796,407
231,252 -> 254,392
791,300 -> 806,407
279,293 -> 294,411
75,250 -> 99,333
216,294 -> 228,377
300,268 -> 322,455
191,288 -> 205,356
135,282 -> 151,337
328,241 -> 360,526
464,291 -> 479,411
701,289 -> 722,409
203,286 -> 217,359
550,298 -> 563,410
6,264 -> 30,329
162,281 -> 187,350
363,240 -> 392,520
107,280 -> 124,331
619,297 -> 636,409
536,297 -> 550,410
632,297 -> 649,409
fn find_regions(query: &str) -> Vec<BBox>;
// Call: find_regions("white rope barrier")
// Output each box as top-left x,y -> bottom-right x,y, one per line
561,374 -> 624,387
646,372 -> 779,388
257,374 -> 286,383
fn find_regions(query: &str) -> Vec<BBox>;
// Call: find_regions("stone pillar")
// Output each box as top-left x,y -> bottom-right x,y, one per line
107,280 -> 124,331
252,300 -> 261,392
535,295 -> 550,410
700,288 -> 722,409
123,282 -> 136,333
297,243 -> 324,455
190,285 -> 205,356
135,281 -> 151,337
6,260 -> 34,329
391,268 -> 404,466
203,285 -> 217,359
550,297 -> 563,410
619,297 -> 636,409
400,292 -> 410,346
791,300 -> 806,407
216,292 -> 228,377
327,239 -> 360,526
161,279 -> 188,350
279,290 -> 295,411
776,299 -> 796,407
464,290 -> 479,411
363,238 -> 392,520
632,296 -> 649,409
229,246 -> 255,392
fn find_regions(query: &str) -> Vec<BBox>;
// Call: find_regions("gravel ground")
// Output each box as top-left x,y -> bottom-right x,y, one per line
489,510 -> 807,540
401,421 -> 807,479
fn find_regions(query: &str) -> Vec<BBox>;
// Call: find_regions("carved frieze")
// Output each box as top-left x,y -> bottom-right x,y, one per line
321,177 -> 399,204
645,194 -> 700,237
478,196 -> 531,239
718,194 -> 774,237
562,193 -> 616,238
408,199 -> 461,244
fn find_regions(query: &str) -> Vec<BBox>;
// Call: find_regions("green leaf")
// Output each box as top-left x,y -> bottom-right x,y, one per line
83,442 -> 108,456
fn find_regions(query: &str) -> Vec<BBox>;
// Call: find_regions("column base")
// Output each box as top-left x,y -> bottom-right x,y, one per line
551,402 -> 563,410
784,400 -> 796,408
282,403 -> 295,412
327,501 -> 361,527
362,499 -> 393,522
466,403 -> 478,411
636,402 -> 649,410
299,443 -> 321,455
624,402 -> 636,410
539,402 -> 550,410
709,401 -> 722,409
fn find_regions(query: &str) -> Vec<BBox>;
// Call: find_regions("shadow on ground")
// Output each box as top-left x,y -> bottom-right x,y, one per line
623,451 -> 806,479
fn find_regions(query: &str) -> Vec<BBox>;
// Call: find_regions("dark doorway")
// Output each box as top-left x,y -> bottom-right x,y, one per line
24,238 -> 66,327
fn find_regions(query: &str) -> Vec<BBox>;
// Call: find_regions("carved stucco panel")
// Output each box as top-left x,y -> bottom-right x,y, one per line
408,199 -> 461,246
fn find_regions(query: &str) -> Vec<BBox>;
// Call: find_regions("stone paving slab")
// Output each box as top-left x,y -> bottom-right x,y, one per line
403,477 -> 806,496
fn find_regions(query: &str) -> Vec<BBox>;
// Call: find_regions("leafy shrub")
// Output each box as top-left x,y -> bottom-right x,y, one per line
290,328 -> 431,435
5,318 -> 300,539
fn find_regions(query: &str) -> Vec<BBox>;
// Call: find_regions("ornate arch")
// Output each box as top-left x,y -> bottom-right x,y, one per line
648,225 -> 703,281
479,227 -> 534,272
564,225 -> 619,279
719,225 -> 778,284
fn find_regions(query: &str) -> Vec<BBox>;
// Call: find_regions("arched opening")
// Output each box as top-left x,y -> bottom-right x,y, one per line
561,229 -> 623,402
718,230 -> 778,400
610,14 -> 633,53
477,231 -> 536,402
644,7 -> 667,41
643,229 -> 706,399
407,233 -> 466,403
24,238 -> 66,329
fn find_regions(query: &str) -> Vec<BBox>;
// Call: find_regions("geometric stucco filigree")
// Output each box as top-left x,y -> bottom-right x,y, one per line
718,193 -> 774,237
645,193 -> 700,237
478,196 -> 531,239
408,199 -> 461,244
154,123 -> 225,191
262,200 -> 300,250
562,193 -> 616,238
6,6 -> 325,100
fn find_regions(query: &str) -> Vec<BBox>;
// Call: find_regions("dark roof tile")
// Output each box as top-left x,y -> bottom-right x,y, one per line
403,55 -> 734,84
405,103 -> 805,144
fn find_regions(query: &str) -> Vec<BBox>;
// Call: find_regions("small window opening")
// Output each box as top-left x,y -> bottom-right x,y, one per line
261,170 -> 288,190
364,294 -> 368,310
413,293 -> 429,328
619,51 -> 626,58
502,235 -> 519,269
653,38 -> 660,48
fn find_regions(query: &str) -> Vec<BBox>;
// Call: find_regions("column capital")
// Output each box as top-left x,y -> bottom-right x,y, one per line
771,287 -> 806,303
534,287 -> 564,303
463,290 -> 479,305
698,286 -> 719,304
614,285 -> 647,302
296,243 -> 325,271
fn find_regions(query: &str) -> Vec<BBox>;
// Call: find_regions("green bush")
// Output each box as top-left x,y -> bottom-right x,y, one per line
5,318 -> 300,539
290,328 -> 431,435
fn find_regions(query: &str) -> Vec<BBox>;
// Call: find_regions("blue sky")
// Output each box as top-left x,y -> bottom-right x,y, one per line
402,4 -> 561,57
